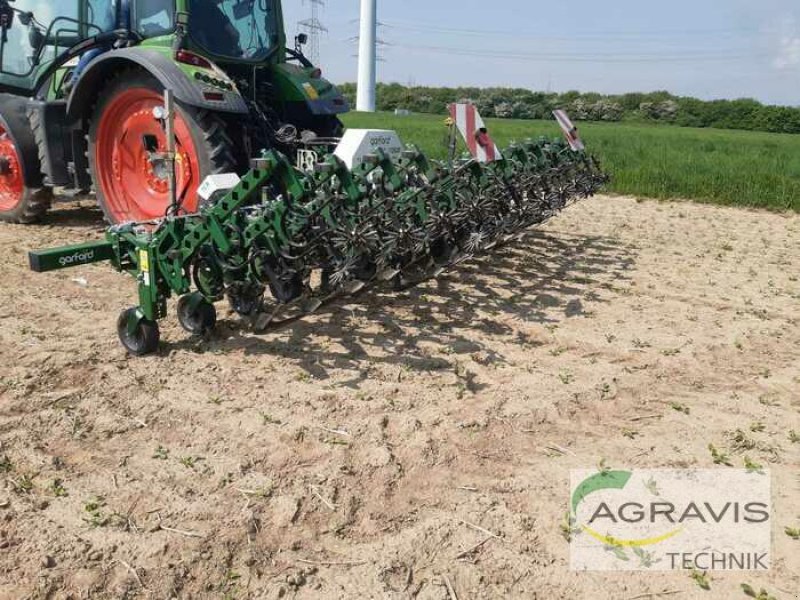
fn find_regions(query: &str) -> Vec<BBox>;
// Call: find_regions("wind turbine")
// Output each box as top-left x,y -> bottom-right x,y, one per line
356,0 -> 377,112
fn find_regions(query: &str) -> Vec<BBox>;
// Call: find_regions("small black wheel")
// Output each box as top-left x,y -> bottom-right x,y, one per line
117,308 -> 160,356
177,294 -> 217,335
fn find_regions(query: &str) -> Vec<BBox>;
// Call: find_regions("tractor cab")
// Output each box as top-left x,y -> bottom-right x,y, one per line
185,0 -> 281,61
0,0 -> 349,225
0,0 -> 287,97
0,0 -> 115,94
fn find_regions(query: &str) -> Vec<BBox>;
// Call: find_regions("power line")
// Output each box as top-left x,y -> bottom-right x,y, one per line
348,12 -> 388,71
298,0 -> 328,65
331,37 -> 764,64
332,33 -> 765,65
382,42 -> 768,64
381,19 -> 764,41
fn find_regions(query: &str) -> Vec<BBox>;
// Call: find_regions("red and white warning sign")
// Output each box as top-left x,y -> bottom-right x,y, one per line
449,103 -> 502,163
553,109 -> 585,151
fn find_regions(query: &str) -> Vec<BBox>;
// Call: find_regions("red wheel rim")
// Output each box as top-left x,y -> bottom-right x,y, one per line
0,123 -> 24,212
95,88 -> 203,222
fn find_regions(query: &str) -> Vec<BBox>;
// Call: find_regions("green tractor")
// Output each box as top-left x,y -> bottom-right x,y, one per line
0,0 -> 348,224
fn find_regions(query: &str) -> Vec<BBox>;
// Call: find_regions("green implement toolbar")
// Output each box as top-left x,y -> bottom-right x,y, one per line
28,141 -> 608,355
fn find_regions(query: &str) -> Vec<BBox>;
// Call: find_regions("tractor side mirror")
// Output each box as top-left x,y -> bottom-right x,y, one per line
0,2 -> 14,33
294,33 -> 308,55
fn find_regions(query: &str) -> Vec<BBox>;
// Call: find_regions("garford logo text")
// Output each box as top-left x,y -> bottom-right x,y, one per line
59,250 -> 95,266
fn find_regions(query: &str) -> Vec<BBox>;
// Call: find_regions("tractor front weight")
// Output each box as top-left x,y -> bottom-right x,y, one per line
29,136 -> 608,355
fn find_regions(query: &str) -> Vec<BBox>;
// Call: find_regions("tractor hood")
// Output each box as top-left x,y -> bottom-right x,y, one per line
272,63 -> 349,116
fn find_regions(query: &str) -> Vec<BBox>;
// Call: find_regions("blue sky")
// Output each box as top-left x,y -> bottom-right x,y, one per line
283,0 -> 800,106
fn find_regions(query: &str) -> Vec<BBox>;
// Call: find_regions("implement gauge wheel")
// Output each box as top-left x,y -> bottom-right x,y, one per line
177,294 -> 217,335
88,70 -> 236,224
117,308 -> 160,356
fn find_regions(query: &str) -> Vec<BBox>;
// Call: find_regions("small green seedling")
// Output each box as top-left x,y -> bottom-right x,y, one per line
179,456 -> 200,469
50,479 -> 68,497
741,583 -> 777,600
691,569 -> 711,591
622,428 -> 639,440
743,456 -> 763,474
758,395 -> 780,407
560,511 -> 581,542
559,370 -> 574,385
0,455 -> 12,473
83,496 -> 108,528
644,477 -> 660,496
260,412 -> 283,425
709,444 -> 733,467
11,474 -> 34,494
603,537 -> 628,562
632,546 -> 659,568
670,402 -> 690,415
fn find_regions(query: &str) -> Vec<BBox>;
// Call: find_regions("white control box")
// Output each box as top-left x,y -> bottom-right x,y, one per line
334,129 -> 404,169
197,173 -> 242,203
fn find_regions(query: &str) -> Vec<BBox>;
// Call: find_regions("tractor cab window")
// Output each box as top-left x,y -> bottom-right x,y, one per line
88,0 -> 116,32
0,0 -> 80,76
133,0 -> 175,38
189,0 -> 279,60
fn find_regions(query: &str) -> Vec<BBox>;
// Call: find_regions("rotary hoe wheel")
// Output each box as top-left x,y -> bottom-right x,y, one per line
88,71 -> 236,224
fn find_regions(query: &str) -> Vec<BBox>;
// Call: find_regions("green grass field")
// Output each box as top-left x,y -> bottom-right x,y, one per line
342,112 -> 800,212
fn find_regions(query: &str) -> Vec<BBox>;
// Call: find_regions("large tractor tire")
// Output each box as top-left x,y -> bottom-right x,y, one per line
0,94 -> 52,223
87,70 -> 236,224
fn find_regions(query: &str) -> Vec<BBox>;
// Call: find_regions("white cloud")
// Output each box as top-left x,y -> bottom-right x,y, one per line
773,15 -> 800,69
774,36 -> 800,69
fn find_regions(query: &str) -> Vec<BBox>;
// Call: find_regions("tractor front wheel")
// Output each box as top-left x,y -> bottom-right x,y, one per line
0,96 -> 52,223
88,71 -> 236,224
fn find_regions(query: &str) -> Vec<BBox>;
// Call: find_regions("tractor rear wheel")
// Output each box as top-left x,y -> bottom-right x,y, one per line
88,71 -> 236,224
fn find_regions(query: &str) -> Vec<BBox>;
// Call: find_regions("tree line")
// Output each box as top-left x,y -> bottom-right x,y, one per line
337,83 -> 800,135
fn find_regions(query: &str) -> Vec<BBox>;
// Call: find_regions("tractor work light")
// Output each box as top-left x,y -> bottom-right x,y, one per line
175,50 -> 212,70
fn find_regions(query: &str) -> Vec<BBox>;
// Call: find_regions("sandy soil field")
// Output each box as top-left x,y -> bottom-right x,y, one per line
0,195 -> 798,600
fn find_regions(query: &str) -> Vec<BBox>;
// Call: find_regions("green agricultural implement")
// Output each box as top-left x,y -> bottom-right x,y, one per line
0,0 -> 607,354
28,130 -> 607,354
